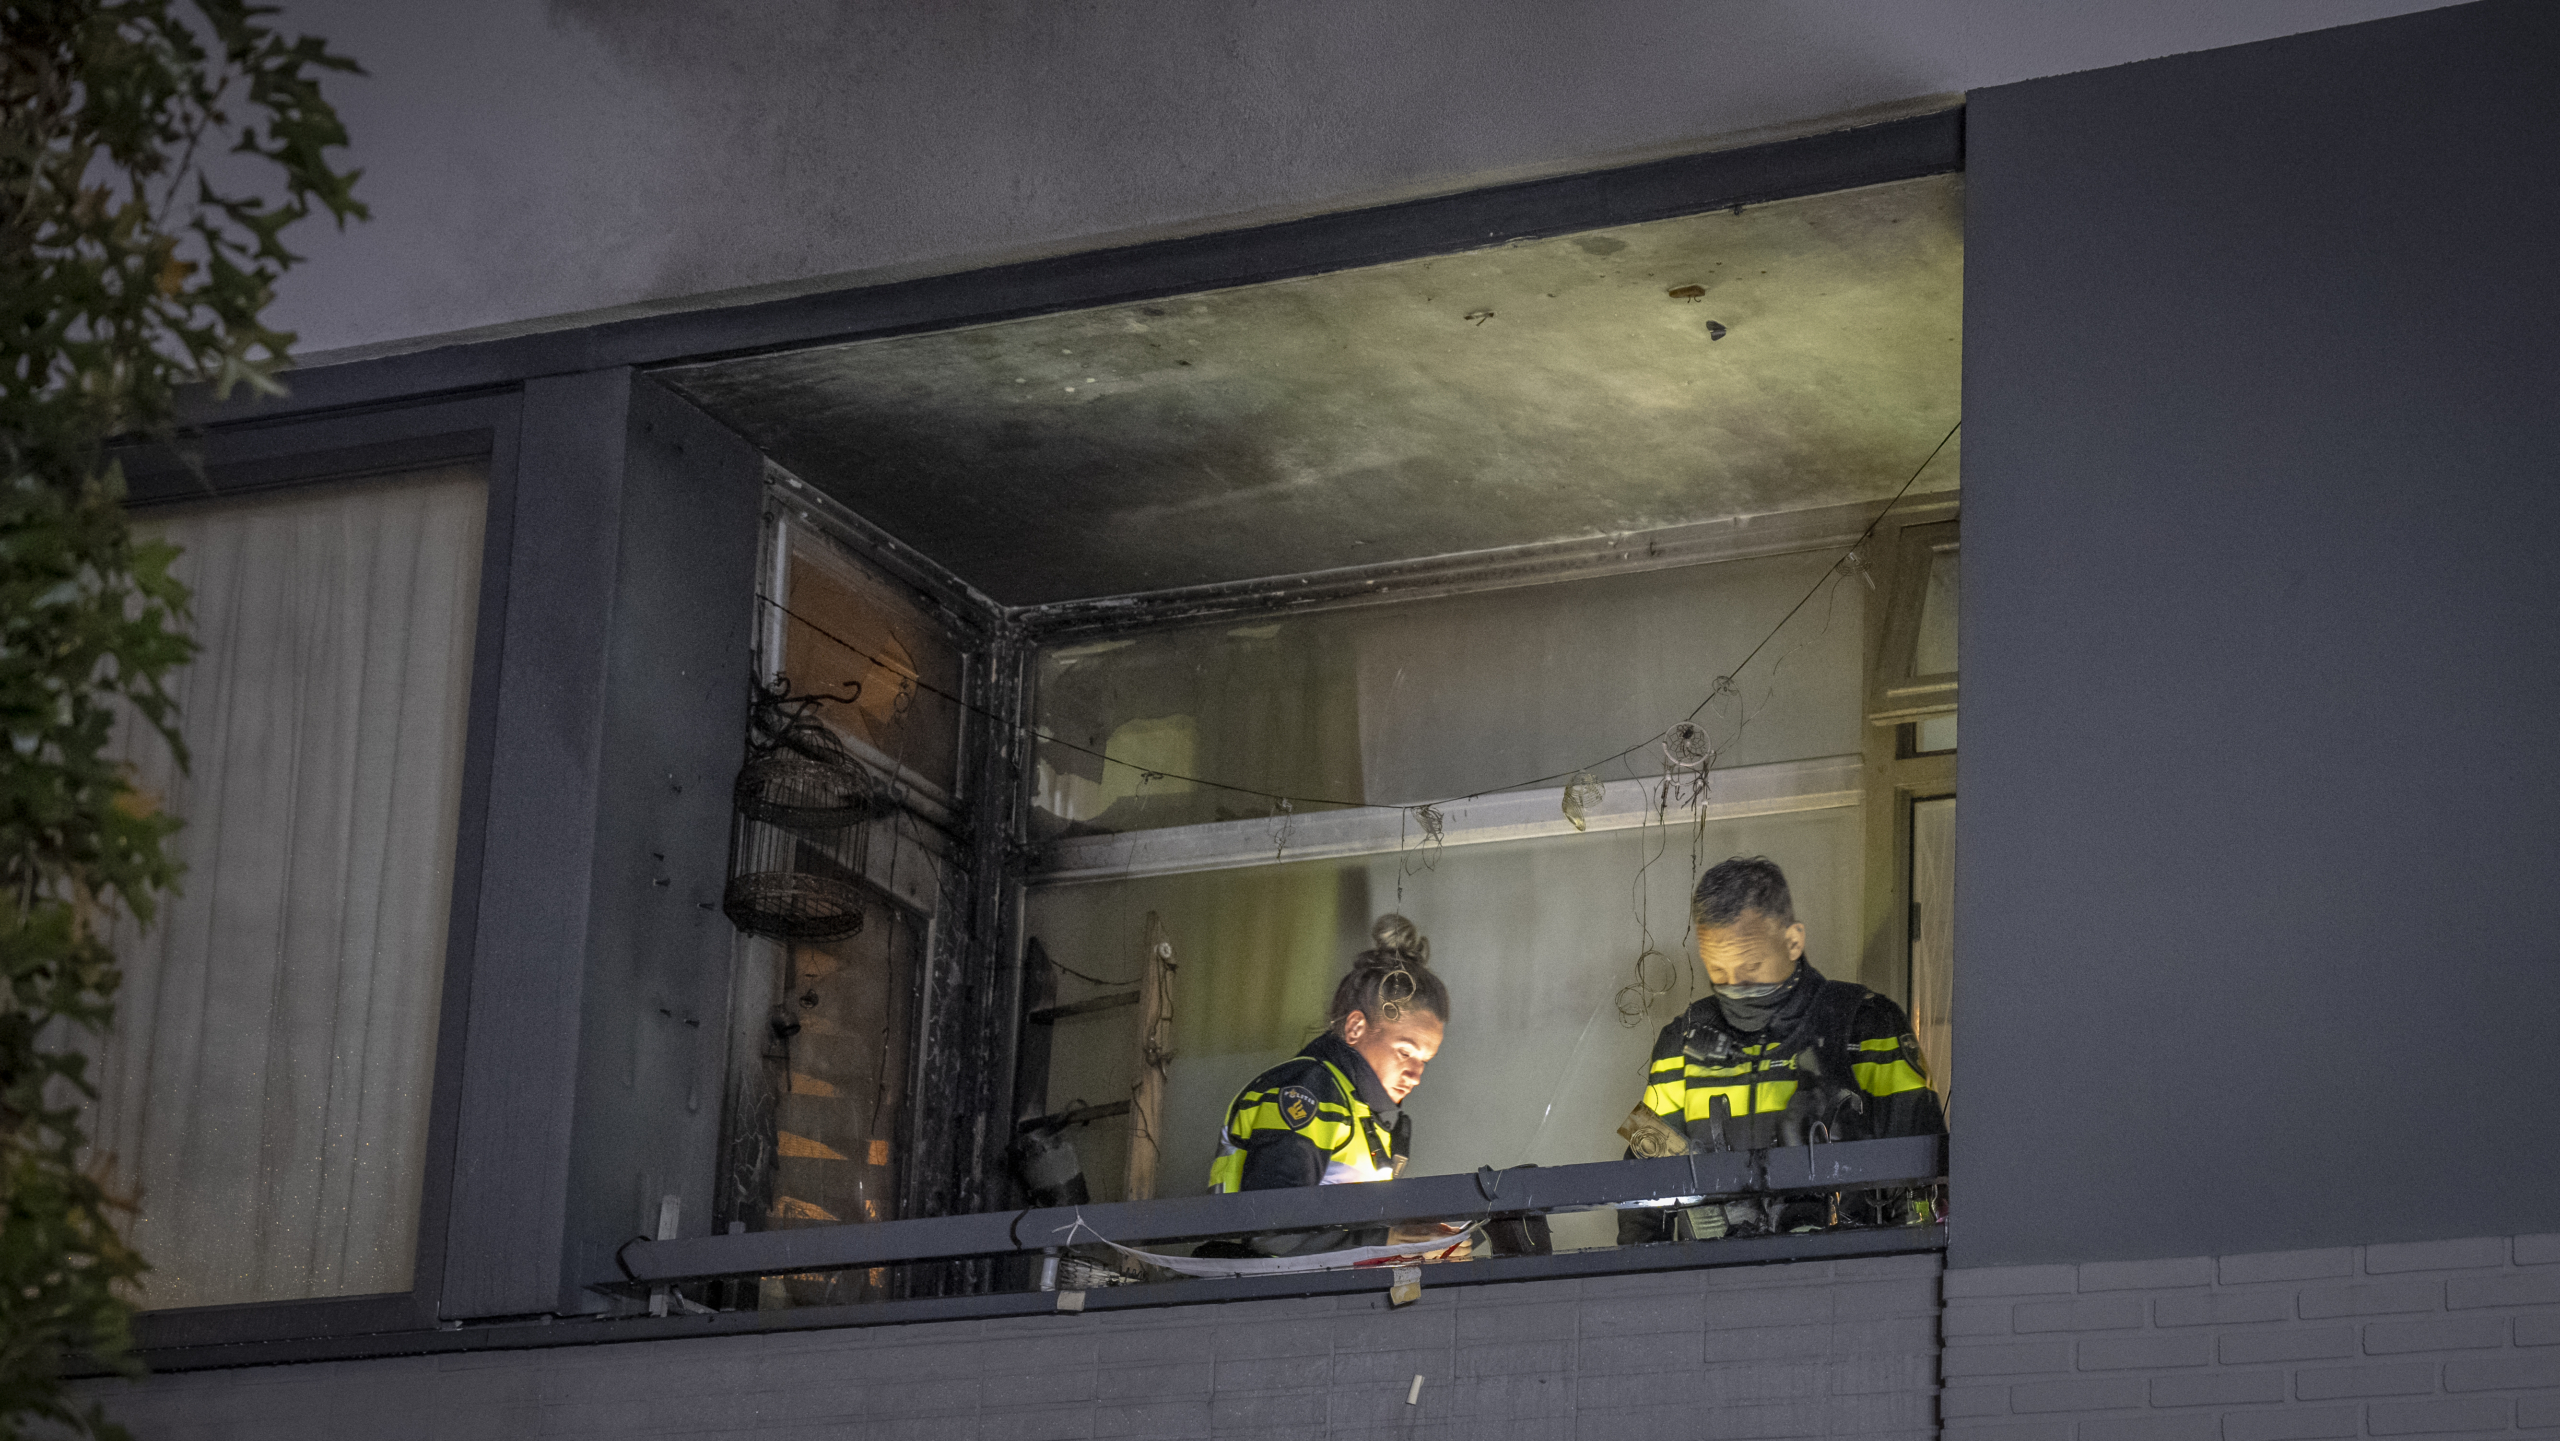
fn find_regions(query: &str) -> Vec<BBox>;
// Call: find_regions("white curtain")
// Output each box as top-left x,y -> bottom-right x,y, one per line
91,465 -> 487,1310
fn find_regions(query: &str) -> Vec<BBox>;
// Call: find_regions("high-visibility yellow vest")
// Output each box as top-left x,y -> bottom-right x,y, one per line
1208,1055 -> 1397,1193
1643,1032 -> 1931,1134
1640,972 -> 1932,1147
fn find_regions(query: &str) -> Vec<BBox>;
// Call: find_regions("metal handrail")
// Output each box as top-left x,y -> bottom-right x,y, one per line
618,1134 -> 1943,1286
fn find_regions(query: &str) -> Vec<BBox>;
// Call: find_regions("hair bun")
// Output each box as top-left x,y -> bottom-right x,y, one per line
1367,913 -> 1430,967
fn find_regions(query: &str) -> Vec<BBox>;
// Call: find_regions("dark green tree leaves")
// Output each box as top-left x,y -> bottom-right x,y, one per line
1,4 -> 362,1434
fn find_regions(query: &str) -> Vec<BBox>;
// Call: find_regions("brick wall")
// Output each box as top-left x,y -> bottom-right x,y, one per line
81,1251 -> 1939,1440
1944,1234 -> 2560,1441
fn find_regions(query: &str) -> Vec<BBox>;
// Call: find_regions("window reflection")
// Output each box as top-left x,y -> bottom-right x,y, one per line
1913,544 -> 1959,676
96,466 -> 486,1308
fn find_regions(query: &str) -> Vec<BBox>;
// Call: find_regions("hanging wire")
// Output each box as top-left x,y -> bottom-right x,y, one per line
1406,802 -> 1446,868
1048,956 -> 1139,988
1619,742 -> 1692,1025
1560,772 -> 1605,832
1661,721 -> 1711,771
1684,418 -> 1960,727
762,417 -> 1961,825
1395,802 -> 1446,904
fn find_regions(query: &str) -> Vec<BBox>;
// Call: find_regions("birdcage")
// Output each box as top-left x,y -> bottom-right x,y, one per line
722,710 -> 886,941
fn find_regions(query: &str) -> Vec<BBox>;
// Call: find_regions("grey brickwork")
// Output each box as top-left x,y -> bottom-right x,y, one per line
1944,1234 -> 2560,1441
79,1252 -> 1940,1441
87,1228 -> 2560,1438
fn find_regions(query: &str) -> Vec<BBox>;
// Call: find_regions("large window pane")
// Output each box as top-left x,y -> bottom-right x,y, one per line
91,465 -> 487,1309
1031,548 -> 1864,838
1913,543 -> 1958,676
717,510 -> 973,1306
775,525 -> 966,797
1025,803 -> 1861,1249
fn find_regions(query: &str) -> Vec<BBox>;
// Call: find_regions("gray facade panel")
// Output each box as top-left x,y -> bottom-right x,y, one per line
440,368 -> 635,1318
556,375 -> 765,1313
1956,0 -> 2560,1269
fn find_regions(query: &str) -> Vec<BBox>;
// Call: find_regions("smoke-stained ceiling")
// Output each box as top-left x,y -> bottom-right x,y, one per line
658,172 -> 1962,608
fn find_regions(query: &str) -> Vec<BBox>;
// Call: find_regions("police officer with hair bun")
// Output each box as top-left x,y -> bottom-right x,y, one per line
1200,915 -> 1449,1257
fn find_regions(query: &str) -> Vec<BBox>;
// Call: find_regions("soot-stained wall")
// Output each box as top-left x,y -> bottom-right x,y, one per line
1956,0 -> 2560,1269
270,0 -> 2462,356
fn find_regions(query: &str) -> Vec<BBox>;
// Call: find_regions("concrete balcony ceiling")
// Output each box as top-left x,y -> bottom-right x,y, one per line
659,173 -> 1962,606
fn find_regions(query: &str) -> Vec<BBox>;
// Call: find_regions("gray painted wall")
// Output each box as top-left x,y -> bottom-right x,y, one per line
434,372 -> 762,1320
440,370 -> 635,1319
1957,0 -> 2560,1269
268,0 -> 2462,357
559,379 -> 765,1313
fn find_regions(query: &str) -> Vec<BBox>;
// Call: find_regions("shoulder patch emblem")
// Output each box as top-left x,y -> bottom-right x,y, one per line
1902,1033 -> 1931,1081
1275,1085 -> 1319,1132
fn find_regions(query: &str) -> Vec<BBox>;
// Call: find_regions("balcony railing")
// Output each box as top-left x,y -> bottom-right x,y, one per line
618,1134 -> 1946,1290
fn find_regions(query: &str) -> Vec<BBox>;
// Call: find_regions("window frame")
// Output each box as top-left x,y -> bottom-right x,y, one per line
727,475 -> 1012,1254
1857,503 -> 1961,1007
111,391 -> 523,1350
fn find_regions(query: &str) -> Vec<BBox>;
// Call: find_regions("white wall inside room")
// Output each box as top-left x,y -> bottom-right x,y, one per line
1034,546 -> 1866,838
1028,802 -> 1860,1251
270,0 -> 2462,357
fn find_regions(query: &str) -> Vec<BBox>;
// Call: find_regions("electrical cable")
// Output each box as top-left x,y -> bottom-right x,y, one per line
1684,417 -> 1960,726
1046,956 -> 1139,989
1510,991 -> 1614,1168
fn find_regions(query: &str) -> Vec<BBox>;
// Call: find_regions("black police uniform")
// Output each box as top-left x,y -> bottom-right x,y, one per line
1618,959 -> 1944,1243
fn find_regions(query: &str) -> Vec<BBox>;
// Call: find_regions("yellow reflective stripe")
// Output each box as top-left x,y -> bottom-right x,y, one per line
1686,1062 -> 1760,1080
1213,1057 -> 1378,1192
1641,1082 -> 1686,1116
1681,1080 -> 1798,1118
1319,1061 -> 1397,1179
1301,1118 -> 1357,1150
1683,1084 -> 1753,1120
1230,1100 -> 1353,1150
1649,1055 -> 1686,1076
1853,1059 -> 1930,1096
1856,1037 -> 1901,1053
1232,1087 -> 1352,1117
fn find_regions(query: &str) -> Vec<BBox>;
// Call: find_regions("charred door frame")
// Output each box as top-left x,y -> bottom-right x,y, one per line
746,467 -> 1031,1279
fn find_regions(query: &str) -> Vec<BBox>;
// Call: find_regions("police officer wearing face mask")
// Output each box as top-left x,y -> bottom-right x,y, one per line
1617,856 -> 1945,1243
